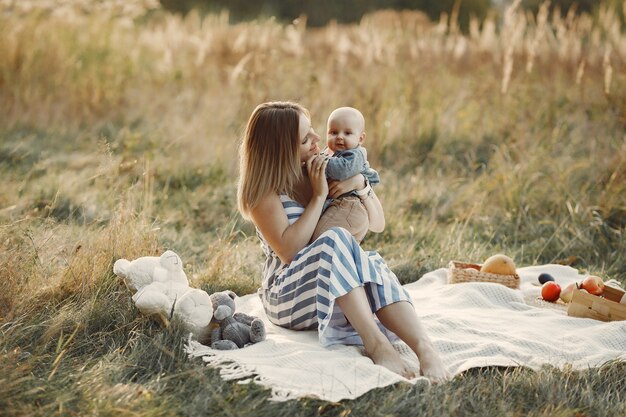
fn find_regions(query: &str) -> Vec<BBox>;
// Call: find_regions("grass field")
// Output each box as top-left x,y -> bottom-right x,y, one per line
1,0 -> 625,415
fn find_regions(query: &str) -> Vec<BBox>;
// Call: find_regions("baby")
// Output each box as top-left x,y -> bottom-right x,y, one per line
311,107 -> 380,242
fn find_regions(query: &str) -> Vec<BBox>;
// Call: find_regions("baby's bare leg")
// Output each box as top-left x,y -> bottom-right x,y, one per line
376,301 -> 450,383
335,286 -> 415,379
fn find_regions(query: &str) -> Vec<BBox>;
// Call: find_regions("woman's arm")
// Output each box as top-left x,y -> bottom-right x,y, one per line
249,155 -> 329,264
328,174 -> 385,232
359,187 -> 385,232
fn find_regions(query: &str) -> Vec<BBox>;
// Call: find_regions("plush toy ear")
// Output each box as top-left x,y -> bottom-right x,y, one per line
113,259 -> 130,276
160,250 -> 182,271
226,290 -> 236,300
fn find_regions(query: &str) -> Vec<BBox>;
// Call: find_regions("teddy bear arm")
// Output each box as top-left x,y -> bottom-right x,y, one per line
232,312 -> 256,326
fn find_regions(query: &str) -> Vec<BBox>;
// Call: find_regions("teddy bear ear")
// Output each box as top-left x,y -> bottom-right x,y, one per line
226,290 -> 237,300
161,250 -> 176,260
160,250 -> 182,268
113,259 -> 131,276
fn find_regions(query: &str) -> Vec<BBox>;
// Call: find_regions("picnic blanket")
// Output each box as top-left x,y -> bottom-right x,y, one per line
185,264 -> 626,402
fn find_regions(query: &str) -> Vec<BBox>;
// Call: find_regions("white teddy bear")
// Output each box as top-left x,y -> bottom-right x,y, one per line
113,250 -> 213,342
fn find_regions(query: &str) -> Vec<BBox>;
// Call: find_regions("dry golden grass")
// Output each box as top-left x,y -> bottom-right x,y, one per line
0,1 -> 625,416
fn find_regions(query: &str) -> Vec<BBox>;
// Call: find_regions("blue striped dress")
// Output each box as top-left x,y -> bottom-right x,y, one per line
257,194 -> 413,347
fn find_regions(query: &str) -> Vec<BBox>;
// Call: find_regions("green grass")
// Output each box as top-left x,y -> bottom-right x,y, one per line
1,1 -> 625,416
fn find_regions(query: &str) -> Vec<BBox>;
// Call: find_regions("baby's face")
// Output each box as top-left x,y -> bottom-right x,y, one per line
326,112 -> 364,153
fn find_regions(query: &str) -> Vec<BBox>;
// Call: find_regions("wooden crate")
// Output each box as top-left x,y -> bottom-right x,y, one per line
567,286 -> 626,322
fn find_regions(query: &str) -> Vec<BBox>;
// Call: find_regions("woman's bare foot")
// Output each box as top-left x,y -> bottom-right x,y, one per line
366,341 -> 416,379
417,347 -> 450,383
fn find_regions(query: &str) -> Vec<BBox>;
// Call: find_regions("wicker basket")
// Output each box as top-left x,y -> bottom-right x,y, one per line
447,261 -> 520,289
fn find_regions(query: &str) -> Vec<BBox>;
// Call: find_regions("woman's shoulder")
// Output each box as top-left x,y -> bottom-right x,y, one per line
251,192 -> 302,219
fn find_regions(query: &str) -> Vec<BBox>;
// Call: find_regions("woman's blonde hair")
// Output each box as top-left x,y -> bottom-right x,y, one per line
237,101 -> 309,219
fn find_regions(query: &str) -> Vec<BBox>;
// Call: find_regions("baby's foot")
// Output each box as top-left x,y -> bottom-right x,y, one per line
367,343 -> 416,379
418,349 -> 450,384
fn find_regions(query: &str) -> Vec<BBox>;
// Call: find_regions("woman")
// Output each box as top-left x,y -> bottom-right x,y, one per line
237,101 -> 449,382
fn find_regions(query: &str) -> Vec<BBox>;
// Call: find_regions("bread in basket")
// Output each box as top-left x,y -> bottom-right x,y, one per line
447,261 -> 520,289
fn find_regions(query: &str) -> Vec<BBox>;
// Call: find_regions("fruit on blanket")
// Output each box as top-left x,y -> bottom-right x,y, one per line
480,254 -> 516,275
538,273 -> 555,284
559,282 -> 577,303
541,282 -> 561,302
581,275 -> 604,296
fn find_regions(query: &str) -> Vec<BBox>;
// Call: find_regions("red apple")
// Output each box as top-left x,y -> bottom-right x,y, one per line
559,282 -> 577,303
581,275 -> 604,296
541,282 -> 561,302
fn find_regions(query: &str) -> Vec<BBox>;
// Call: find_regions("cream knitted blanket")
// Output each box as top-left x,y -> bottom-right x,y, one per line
185,264 -> 626,402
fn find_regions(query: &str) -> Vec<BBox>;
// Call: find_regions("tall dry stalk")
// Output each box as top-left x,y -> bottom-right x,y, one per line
526,1 -> 550,74
604,46 -> 614,96
501,0 -> 525,94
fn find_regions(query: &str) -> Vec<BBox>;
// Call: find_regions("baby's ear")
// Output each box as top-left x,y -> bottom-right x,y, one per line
359,131 -> 366,145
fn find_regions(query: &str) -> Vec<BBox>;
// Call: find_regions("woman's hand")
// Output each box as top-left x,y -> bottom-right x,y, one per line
306,154 -> 329,199
328,174 -> 365,198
